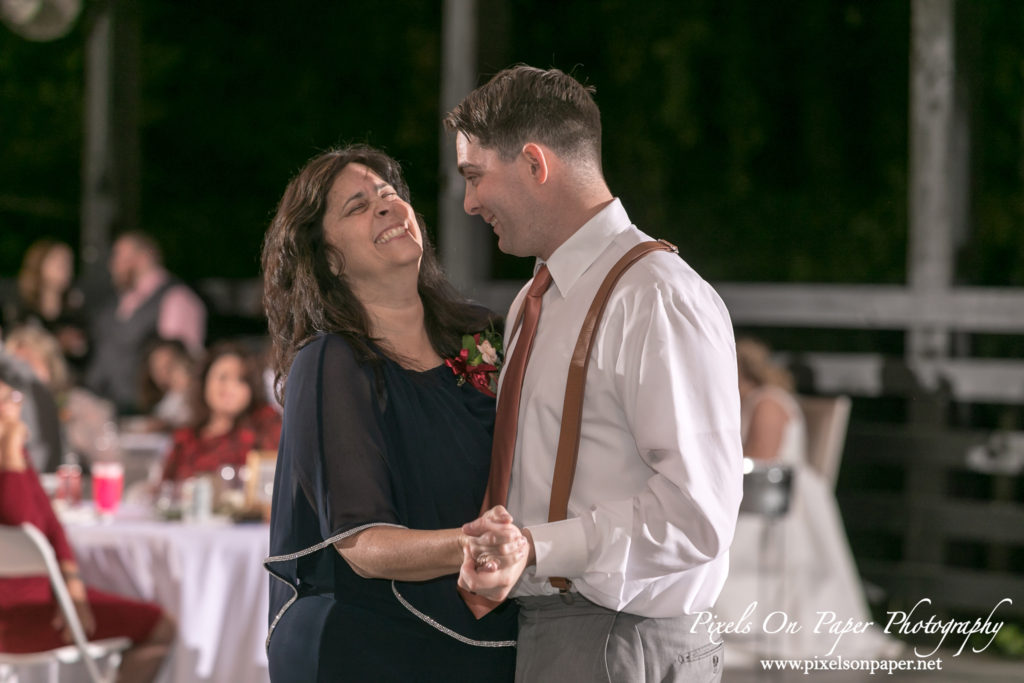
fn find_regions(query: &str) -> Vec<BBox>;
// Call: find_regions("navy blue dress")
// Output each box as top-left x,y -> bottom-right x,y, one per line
265,334 -> 517,682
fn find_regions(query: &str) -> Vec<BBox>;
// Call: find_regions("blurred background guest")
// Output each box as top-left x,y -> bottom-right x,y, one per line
85,232 -> 207,415
160,341 -> 280,484
4,324 -> 72,400
0,326 -> 66,473
137,337 -> 194,432
5,324 -> 124,473
1,239 -> 89,377
737,336 -> 805,464
714,337 -> 899,662
0,380 -> 176,683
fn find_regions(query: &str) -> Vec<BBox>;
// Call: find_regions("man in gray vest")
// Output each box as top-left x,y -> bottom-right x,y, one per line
85,232 -> 206,414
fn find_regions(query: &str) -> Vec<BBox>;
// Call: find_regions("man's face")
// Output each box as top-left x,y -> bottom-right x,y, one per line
455,132 -> 542,258
109,238 -> 138,291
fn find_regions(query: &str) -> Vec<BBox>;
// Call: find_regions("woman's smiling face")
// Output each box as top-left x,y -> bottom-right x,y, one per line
321,162 -> 423,291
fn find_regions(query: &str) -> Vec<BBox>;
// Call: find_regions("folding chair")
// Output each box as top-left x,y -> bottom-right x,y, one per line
796,394 -> 852,489
0,523 -> 130,683
740,463 -> 794,663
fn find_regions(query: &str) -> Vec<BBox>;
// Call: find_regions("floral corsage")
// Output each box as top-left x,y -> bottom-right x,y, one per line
445,324 -> 504,398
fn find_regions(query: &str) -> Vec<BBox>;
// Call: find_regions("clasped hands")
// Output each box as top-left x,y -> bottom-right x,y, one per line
457,506 -> 532,603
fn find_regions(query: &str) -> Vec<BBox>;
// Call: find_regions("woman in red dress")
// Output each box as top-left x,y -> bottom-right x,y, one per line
161,342 -> 281,483
0,381 -> 176,682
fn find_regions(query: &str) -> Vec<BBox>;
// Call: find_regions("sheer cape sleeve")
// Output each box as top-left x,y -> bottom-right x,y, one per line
295,334 -> 399,538
265,334 -> 404,647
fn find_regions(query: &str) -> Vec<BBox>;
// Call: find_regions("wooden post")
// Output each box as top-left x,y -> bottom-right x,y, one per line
112,0 -> 140,239
901,0 -> 959,564
79,0 -> 140,285
907,0 -> 957,424
80,1 -> 114,283
438,0 -> 489,296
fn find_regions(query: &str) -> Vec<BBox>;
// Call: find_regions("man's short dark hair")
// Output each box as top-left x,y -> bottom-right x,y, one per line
444,65 -> 602,168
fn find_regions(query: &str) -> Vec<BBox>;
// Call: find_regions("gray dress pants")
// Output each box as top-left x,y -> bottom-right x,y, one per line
514,595 -> 723,683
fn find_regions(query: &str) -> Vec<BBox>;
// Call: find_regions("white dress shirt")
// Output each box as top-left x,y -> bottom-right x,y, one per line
504,199 -> 744,617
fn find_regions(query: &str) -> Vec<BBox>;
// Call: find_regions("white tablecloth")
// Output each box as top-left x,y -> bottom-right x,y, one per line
63,515 -> 271,683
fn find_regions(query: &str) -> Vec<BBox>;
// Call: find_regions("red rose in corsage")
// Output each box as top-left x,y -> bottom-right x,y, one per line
445,325 -> 504,398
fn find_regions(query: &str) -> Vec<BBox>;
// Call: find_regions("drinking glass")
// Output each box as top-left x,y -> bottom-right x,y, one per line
92,462 -> 124,518
55,463 -> 83,505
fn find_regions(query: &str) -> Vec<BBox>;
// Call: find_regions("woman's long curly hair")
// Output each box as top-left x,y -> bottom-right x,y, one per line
17,239 -> 72,313
262,144 -> 494,404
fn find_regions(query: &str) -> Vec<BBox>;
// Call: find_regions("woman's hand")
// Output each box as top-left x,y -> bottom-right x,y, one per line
457,506 -> 531,603
0,385 -> 28,471
460,505 -> 528,572
51,576 -> 96,643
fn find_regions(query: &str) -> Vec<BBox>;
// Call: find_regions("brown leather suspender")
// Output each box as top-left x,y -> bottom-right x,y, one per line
547,239 -> 678,591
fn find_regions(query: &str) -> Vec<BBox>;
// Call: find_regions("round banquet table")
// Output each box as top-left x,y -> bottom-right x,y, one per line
52,512 -> 271,683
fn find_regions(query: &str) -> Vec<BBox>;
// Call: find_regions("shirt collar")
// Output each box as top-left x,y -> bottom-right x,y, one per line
116,266 -> 169,319
538,198 -> 631,298
130,267 -> 169,300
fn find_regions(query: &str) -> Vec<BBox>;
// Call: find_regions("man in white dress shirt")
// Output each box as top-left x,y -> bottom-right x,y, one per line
447,65 -> 743,681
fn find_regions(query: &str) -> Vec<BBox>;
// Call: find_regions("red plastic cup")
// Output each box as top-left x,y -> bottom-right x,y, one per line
92,462 -> 124,517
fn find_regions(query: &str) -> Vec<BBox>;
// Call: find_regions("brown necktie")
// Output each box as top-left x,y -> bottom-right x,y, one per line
460,265 -> 552,620
482,264 -> 553,510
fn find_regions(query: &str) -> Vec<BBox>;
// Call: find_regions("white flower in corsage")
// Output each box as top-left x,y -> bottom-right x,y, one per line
444,323 -> 504,397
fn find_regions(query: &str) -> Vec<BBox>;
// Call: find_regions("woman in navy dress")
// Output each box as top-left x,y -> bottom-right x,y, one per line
261,145 -> 522,682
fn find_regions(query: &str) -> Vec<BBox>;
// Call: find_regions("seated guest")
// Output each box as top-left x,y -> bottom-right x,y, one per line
160,342 -> 281,483
6,317 -> 125,471
137,338 -> 194,431
714,337 -> 899,663
0,381 -> 176,683
4,324 -> 71,400
0,326 -> 65,473
737,336 -> 806,465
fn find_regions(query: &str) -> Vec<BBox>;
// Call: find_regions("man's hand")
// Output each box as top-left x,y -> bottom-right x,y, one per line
458,506 -> 530,603
462,505 -> 526,571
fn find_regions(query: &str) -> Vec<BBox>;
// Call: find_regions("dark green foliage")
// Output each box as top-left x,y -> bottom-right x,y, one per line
492,0 -> 910,282
135,0 -> 443,279
1,1 -> 1021,288
0,19 -> 84,268
956,0 -> 1024,287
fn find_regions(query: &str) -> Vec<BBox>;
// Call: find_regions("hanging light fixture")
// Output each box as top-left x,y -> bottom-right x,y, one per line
0,0 -> 82,42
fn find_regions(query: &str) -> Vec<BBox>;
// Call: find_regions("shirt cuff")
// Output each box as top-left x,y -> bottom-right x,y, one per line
526,517 -> 588,579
